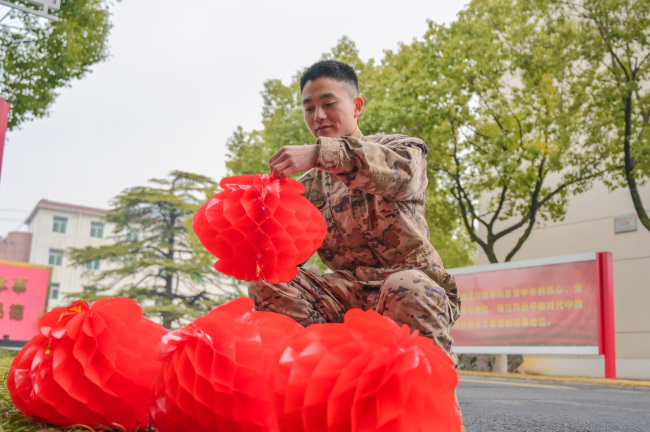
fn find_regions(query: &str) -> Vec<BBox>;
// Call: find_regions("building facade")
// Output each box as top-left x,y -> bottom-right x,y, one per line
24,199 -> 114,309
478,182 -> 650,379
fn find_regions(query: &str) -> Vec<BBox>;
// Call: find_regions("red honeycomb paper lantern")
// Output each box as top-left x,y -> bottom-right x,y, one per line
270,309 -> 462,432
193,174 -> 327,283
150,297 -> 304,432
7,298 -> 167,430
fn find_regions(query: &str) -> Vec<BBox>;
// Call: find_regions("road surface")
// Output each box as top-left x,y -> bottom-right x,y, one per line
458,375 -> 650,431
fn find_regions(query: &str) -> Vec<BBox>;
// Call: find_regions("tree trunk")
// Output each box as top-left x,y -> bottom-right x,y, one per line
623,93 -> 650,231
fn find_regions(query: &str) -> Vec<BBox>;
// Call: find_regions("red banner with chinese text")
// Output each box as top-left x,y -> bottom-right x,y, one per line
0,261 -> 51,343
450,259 -> 599,347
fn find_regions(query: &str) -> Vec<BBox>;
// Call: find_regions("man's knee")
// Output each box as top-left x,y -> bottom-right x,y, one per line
378,269 -> 458,329
380,269 -> 447,303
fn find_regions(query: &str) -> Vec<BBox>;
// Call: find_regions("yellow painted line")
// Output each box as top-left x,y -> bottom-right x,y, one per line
460,377 -> 575,390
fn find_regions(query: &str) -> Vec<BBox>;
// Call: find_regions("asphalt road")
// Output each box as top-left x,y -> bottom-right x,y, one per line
458,375 -> 650,432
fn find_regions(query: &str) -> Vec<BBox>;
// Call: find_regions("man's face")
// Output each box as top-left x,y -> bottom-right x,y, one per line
302,77 -> 363,139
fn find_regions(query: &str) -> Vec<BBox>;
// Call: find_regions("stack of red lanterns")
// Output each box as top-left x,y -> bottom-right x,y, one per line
8,300 -> 461,432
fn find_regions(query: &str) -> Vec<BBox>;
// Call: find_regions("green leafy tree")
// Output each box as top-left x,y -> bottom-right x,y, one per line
225,126 -> 266,175
379,0 -> 614,263
1,0 -> 112,129
68,171 -> 243,329
362,41 -> 476,268
226,37 -> 475,269
547,0 -> 650,231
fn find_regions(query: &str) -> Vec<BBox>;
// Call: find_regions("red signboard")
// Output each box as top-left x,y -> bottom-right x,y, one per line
451,259 -> 599,346
449,252 -> 616,378
0,260 -> 51,344
0,98 -> 9,185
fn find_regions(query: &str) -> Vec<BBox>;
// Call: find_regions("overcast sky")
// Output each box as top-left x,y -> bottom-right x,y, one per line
0,0 -> 470,237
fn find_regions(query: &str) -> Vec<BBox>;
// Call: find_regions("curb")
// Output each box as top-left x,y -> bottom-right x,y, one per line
458,370 -> 650,388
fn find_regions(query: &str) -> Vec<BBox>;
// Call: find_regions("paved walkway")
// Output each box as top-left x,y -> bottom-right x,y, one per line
458,370 -> 650,388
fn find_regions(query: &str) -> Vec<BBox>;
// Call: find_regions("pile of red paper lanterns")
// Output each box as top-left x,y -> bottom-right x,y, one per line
193,174 -> 327,283
8,298 -> 461,431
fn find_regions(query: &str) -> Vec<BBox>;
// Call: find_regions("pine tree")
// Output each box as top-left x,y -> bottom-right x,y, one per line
68,171 -> 243,329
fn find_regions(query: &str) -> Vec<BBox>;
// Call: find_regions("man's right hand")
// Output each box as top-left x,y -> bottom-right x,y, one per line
269,144 -> 319,178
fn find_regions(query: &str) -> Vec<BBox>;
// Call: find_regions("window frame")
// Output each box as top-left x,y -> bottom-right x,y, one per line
50,282 -> 60,300
48,249 -> 64,266
126,227 -> 139,242
85,258 -> 100,270
90,221 -> 105,238
52,216 -> 68,234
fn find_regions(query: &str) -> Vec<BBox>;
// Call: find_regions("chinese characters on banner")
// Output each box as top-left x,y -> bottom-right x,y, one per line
450,258 -> 599,347
0,261 -> 51,343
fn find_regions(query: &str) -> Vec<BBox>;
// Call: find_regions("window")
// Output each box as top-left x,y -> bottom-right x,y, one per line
123,256 -> 136,274
48,249 -> 63,266
50,283 -> 60,300
126,227 -> 139,242
85,259 -> 100,270
90,221 -> 104,238
52,216 -> 67,233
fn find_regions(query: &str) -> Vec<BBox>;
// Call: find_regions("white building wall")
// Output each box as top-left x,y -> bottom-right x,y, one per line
26,201 -> 114,309
478,182 -> 650,379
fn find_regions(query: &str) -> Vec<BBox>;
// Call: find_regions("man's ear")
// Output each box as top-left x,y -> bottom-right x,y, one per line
354,96 -> 364,118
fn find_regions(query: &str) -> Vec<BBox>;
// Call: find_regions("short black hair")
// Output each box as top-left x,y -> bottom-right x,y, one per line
299,60 -> 359,94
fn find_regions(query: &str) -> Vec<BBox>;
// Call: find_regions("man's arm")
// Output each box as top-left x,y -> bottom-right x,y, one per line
269,135 -> 428,201
316,135 -> 428,201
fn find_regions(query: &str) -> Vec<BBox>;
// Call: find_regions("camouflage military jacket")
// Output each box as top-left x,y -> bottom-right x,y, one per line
299,128 -> 459,304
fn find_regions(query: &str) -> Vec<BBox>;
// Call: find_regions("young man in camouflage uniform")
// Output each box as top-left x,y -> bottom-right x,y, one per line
248,60 -> 464,428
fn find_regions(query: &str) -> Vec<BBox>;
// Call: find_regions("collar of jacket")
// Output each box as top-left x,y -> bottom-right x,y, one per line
350,127 -> 364,139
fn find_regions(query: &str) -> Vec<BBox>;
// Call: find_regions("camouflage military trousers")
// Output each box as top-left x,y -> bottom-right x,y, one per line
248,267 -> 460,367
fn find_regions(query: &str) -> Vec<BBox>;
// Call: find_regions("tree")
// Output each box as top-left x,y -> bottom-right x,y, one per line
361,41 -> 477,268
225,75 -> 313,176
547,0 -> 650,231
226,37 -> 476,269
378,0 -> 615,263
1,0 -> 112,129
68,171 -> 244,329
225,126 -> 266,175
